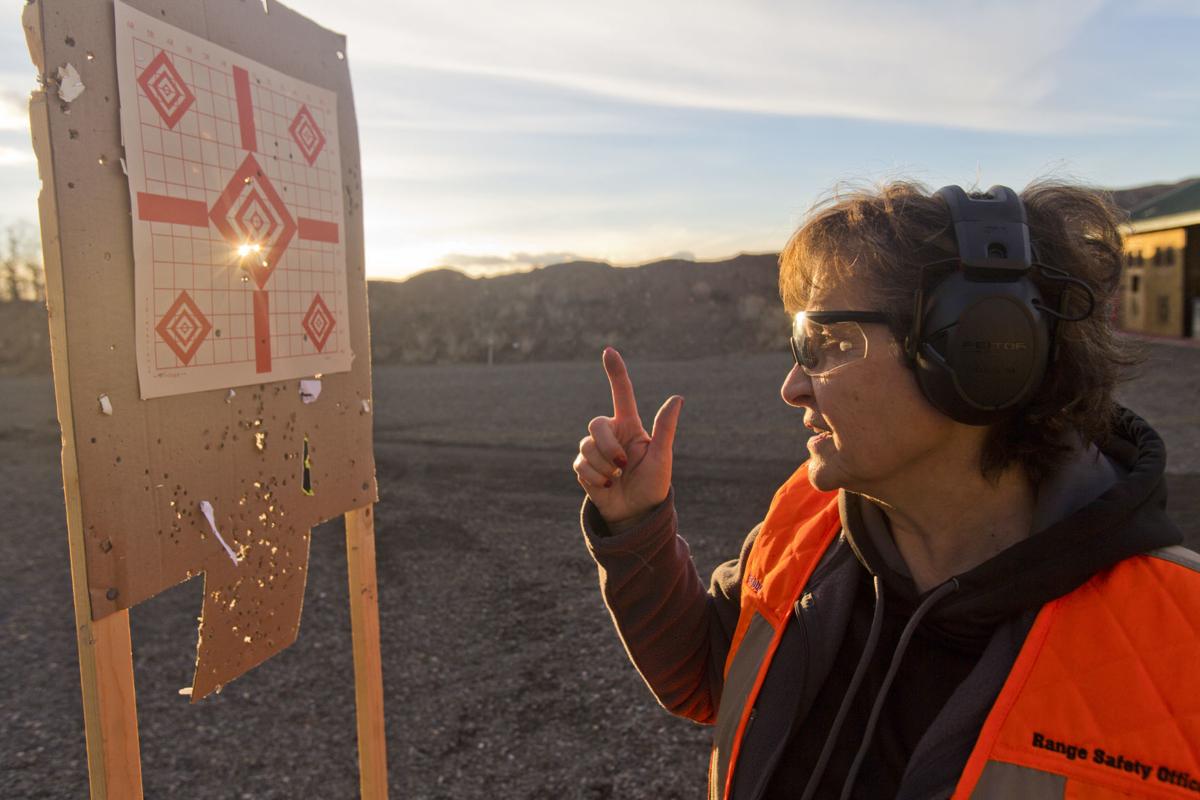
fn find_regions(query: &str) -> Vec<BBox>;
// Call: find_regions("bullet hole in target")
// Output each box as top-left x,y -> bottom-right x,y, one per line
302,436 -> 313,496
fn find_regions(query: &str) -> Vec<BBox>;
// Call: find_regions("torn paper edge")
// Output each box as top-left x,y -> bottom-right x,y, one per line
57,63 -> 85,102
299,379 -> 321,404
198,500 -> 239,566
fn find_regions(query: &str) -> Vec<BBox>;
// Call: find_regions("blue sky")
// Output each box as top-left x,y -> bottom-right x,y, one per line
2,0 -> 1198,280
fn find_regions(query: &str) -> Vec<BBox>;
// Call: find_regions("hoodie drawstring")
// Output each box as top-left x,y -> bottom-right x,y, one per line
837,577 -> 960,800
798,575 -> 886,800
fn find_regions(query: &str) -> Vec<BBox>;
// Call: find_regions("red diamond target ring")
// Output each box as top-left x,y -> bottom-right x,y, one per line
156,291 -> 212,365
302,294 -> 336,352
235,190 -> 279,243
209,154 -> 297,289
289,105 -> 326,166
136,50 -> 196,129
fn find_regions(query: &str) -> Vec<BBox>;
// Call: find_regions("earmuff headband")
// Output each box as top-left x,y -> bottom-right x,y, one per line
936,185 -> 1034,280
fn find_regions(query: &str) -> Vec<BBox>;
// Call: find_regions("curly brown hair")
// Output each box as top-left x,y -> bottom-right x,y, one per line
778,179 -> 1147,487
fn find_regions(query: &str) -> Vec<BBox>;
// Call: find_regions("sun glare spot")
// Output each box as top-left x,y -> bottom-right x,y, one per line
237,242 -> 263,258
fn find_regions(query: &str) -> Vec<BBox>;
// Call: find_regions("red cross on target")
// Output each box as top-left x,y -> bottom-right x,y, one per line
134,54 -> 342,374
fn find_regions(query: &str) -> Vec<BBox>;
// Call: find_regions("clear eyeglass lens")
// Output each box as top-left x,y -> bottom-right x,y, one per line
791,318 -> 869,376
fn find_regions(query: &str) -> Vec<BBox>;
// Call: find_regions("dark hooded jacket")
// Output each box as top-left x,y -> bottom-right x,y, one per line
580,406 -> 1186,799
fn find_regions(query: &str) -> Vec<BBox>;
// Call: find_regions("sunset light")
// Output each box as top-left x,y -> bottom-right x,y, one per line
4,2 -> 1199,798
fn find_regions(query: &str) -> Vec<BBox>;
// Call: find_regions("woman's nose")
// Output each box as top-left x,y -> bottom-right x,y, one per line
780,363 -> 814,407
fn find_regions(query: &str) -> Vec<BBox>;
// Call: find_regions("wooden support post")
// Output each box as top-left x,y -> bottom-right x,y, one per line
345,505 -> 389,799
74,610 -> 144,799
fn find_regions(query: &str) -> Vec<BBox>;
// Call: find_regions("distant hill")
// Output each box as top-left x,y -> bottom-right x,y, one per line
4,177 -> 1198,373
367,177 -> 1200,367
367,253 -> 786,366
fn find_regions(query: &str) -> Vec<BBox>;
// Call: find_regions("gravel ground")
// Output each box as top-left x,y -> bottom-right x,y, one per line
1,341 -> 1197,798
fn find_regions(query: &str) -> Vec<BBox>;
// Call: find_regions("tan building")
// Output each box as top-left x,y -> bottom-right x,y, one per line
1120,181 -> 1200,339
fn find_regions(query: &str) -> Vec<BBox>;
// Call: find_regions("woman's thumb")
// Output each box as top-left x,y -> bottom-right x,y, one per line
649,395 -> 684,458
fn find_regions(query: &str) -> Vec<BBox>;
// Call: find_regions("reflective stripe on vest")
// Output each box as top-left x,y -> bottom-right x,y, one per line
969,756 -> 1200,799
709,462 -> 841,800
710,613 -> 775,800
972,761 -> 1064,797
954,546 -> 1200,799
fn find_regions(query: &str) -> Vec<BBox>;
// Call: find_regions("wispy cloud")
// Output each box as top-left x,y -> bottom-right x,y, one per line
300,0 -> 1145,134
1127,0 -> 1200,16
0,145 -> 33,166
439,250 -> 587,275
0,0 -> 1195,282
0,87 -> 29,132
359,150 -> 545,182
351,61 -> 688,139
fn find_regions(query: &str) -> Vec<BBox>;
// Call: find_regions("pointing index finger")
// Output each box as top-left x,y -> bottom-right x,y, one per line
603,347 -> 640,424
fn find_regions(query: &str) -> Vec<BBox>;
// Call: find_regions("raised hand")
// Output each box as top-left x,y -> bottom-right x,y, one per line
573,347 -> 684,524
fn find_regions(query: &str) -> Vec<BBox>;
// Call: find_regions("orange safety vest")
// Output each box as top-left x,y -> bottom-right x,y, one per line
709,462 -> 1200,800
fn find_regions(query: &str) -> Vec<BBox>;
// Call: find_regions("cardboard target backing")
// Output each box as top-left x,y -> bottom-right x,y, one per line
25,0 -> 377,699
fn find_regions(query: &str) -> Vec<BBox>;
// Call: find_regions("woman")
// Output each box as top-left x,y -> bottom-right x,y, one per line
572,181 -> 1199,799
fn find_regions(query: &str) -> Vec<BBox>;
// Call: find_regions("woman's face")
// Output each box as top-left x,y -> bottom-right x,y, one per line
780,279 -> 960,496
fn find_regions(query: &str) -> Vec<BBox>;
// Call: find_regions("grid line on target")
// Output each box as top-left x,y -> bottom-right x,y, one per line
127,32 -> 346,375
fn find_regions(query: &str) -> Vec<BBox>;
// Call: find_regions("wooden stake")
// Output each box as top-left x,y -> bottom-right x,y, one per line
75,611 -> 144,799
345,505 -> 389,799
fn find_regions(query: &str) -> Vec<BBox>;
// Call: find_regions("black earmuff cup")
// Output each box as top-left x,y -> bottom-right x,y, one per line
913,265 -> 1051,425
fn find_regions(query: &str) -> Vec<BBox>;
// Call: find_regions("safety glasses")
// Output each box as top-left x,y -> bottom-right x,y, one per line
790,311 -> 891,376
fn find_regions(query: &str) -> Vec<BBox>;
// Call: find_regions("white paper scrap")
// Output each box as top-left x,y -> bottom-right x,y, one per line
198,500 -> 239,566
360,398 -> 370,413
299,379 -> 321,404
57,63 -> 85,102
226,388 -> 236,403
98,394 -> 112,415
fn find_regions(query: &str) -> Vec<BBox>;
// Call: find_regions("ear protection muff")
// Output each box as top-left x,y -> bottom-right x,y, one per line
901,185 -> 1095,426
